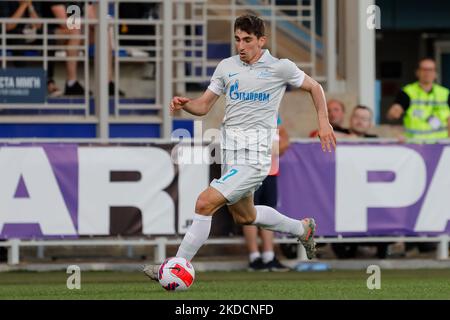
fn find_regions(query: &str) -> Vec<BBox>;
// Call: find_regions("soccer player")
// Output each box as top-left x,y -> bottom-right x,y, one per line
144,14 -> 336,280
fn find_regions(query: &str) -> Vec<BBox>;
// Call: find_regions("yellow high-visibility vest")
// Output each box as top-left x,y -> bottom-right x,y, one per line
403,82 -> 450,140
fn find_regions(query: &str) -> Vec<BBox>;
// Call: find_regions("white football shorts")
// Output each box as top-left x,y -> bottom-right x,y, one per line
210,149 -> 271,205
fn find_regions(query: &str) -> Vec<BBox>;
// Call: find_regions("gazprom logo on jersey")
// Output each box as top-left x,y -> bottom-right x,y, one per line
229,80 -> 270,103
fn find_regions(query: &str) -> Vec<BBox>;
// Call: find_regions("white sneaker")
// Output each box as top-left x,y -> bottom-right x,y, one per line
298,218 -> 317,260
142,264 -> 159,281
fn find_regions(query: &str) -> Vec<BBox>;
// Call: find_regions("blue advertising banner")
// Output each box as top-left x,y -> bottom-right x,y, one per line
0,68 -> 46,103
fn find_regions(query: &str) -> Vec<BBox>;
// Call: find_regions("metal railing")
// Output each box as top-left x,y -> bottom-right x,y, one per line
0,5 -> 94,115
1,235 -> 449,265
0,0 -> 165,129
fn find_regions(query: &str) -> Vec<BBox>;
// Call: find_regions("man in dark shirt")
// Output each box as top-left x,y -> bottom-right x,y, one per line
0,1 -> 42,66
0,1 -> 42,35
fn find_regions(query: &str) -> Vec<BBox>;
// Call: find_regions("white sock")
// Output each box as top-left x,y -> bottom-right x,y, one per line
249,251 -> 261,263
262,251 -> 275,264
67,80 -> 77,87
252,205 -> 304,237
176,214 -> 212,261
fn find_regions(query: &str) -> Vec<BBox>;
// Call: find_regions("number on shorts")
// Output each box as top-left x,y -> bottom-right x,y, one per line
220,168 -> 238,182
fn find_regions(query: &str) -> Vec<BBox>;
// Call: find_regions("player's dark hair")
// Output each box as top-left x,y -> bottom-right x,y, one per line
234,14 -> 265,38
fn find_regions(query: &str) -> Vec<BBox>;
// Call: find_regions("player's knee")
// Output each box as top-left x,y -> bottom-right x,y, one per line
195,197 -> 214,215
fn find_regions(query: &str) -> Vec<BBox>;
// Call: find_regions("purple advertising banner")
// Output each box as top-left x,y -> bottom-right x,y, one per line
0,144 -> 78,239
277,142 -> 450,237
0,143 -> 185,239
2,142 -> 450,239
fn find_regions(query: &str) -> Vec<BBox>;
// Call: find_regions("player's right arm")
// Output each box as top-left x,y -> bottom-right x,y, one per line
169,89 -> 220,116
300,74 -> 336,152
170,60 -> 225,116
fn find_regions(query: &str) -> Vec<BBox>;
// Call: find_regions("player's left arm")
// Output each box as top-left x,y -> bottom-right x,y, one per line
300,75 -> 337,152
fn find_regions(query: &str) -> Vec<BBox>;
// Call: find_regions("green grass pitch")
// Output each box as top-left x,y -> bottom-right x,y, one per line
0,269 -> 449,299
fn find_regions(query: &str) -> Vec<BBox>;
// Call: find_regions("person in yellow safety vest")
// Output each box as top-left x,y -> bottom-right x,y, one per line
387,58 -> 450,140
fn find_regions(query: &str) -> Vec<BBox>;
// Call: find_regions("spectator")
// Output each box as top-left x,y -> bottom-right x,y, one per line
39,2 -> 124,96
387,58 -> 450,140
309,99 -> 350,137
0,1 -> 42,34
242,117 -> 290,271
0,1 -> 42,67
39,1 -> 84,96
347,105 -> 378,138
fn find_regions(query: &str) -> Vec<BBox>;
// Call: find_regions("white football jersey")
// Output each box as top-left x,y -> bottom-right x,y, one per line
208,49 -> 305,154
